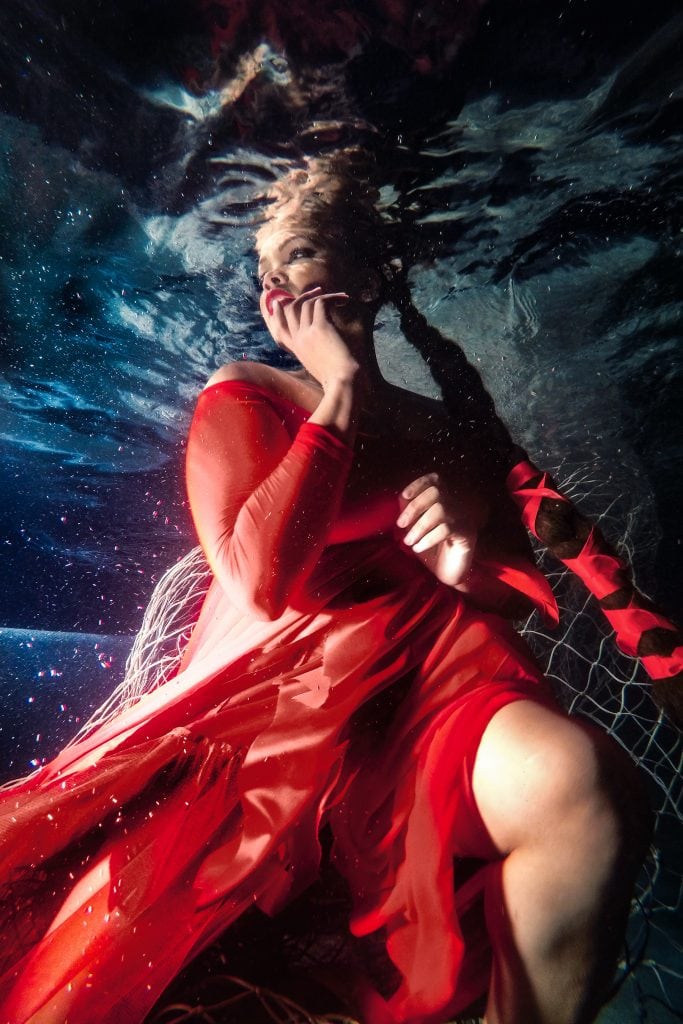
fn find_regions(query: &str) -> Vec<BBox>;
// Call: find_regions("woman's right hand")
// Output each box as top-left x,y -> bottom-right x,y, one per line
398,472 -> 478,588
267,287 -> 361,389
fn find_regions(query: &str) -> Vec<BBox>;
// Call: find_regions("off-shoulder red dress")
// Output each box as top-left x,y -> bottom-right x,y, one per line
0,380 -> 557,1024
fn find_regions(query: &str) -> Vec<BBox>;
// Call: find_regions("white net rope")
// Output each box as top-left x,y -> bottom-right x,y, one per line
65,545 -> 214,747
63,465 -> 683,1020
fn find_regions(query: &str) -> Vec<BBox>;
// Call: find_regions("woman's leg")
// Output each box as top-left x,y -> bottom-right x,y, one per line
471,700 -> 652,1024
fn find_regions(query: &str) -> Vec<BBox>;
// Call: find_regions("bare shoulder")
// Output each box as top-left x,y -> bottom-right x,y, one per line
204,361 -> 270,389
204,362 -> 321,413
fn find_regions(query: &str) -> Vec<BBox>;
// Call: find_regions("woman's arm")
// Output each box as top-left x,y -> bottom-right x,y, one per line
187,289 -> 368,620
186,380 -> 354,620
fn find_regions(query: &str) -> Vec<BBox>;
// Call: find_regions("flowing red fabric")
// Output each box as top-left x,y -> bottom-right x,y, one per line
0,382 -> 554,1024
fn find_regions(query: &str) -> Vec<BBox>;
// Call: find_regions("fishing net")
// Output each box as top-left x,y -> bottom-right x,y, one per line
64,545 -> 213,745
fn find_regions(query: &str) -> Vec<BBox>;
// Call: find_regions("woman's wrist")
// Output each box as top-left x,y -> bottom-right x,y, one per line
309,372 -> 364,442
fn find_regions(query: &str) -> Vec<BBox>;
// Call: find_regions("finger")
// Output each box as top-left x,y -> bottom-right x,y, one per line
403,503 -> 446,547
299,297 -> 316,329
269,298 -> 289,340
312,292 -> 349,325
313,290 -> 349,301
291,287 -> 345,307
289,287 -> 322,317
281,297 -> 304,333
411,522 -> 451,554
401,473 -> 439,502
397,486 -> 440,530
312,297 -> 328,327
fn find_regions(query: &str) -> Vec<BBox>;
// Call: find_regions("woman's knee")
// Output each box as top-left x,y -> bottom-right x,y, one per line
472,700 -> 652,861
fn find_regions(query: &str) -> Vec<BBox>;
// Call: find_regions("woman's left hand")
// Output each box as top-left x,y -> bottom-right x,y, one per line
397,472 -> 476,587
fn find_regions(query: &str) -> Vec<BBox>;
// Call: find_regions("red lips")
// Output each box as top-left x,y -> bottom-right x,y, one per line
265,288 -> 295,316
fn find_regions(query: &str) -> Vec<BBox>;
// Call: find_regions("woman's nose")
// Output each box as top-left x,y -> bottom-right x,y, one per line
263,269 -> 288,290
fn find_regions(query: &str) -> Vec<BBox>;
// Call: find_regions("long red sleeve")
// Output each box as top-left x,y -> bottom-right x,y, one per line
186,381 -> 353,620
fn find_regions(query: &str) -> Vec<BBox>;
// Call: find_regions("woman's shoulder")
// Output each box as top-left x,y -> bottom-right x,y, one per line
203,363 -> 322,413
204,361 -> 272,389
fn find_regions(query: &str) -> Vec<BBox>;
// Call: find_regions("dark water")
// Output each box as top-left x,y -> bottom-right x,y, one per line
0,2 -> 681,1021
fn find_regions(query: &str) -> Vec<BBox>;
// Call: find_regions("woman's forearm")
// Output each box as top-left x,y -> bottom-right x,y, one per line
186,382 -> 355,621
226,424 -> 353,618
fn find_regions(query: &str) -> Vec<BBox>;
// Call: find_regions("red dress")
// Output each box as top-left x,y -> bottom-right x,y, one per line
0,380 -> 556,1024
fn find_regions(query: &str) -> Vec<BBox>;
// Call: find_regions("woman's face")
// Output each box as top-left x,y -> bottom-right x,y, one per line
256,224 -> 351,321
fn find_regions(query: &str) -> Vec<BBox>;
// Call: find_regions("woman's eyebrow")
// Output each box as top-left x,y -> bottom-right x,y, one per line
257,235 -> 312,275
279,234 -> 313,253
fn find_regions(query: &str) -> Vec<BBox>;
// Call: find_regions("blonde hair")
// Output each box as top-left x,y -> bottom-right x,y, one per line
255,150 -> 389,272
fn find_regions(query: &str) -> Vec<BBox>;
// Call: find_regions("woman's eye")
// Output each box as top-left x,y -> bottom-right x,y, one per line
288,247 -> 314,262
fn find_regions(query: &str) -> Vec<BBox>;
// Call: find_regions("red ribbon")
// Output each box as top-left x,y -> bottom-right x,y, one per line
506,459 -> 681,683
507,460 -> 569,533
601,604 -> 679,658
563,529 -> 628,600
640,648 -> 683,679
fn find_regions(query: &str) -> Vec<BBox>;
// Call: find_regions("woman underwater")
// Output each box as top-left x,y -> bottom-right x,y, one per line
0,155 -> 672,1024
